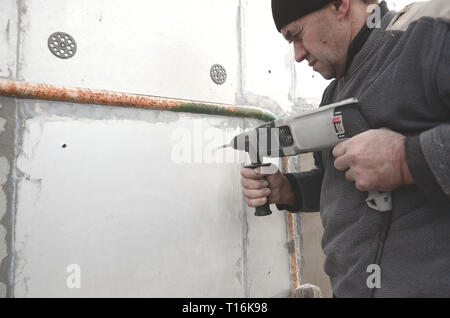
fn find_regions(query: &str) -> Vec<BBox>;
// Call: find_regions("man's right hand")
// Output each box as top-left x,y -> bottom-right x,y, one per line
240,164 -> 295,208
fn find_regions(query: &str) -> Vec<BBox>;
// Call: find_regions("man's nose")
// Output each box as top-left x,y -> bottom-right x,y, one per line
293,41 -> 308,63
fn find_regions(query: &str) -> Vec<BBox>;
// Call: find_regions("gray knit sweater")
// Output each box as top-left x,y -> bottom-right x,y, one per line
285,1 -> 450,297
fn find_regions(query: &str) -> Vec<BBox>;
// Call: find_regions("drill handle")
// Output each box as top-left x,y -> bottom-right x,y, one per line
245,163 -> 273,217
340,105 -> 393,212
366,191 -> 392,212
254,199 -> 273,217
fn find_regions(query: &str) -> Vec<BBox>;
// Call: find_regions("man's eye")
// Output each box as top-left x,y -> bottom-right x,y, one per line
289,35 -> 302,44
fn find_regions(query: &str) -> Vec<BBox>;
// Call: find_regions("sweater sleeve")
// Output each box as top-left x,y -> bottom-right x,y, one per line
276,152 -> 324,213
404,27 -> 450,205
405,130 -> 450,204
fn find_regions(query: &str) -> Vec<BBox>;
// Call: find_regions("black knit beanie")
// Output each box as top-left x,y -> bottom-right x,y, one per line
271,0 -> 334,32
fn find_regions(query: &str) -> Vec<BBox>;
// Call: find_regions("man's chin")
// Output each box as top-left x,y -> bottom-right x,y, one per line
315,69 -> 334,80
321,73 -> 335,80
317,68 -> 336,80
312,64 -> 334,80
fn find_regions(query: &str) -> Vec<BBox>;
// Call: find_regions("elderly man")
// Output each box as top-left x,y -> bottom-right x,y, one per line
241,0 -> 450,297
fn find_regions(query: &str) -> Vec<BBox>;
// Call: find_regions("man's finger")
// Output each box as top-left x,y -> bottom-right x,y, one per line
243,188 -> 271,199
241,178 -> 269,190
241,167 -> 264,180
332,140 -> 348,158
334,154 -> 350,171
345,169 -> 355,182
246,197 -> 267,208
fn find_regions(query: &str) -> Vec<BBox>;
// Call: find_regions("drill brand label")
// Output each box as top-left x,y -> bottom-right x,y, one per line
332,113 -> 346,139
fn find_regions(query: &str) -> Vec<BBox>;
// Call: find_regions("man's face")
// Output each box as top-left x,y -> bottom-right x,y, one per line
281,6 -> 349,79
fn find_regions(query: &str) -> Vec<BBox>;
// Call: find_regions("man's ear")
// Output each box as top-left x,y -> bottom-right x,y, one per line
332,0 -> 350,20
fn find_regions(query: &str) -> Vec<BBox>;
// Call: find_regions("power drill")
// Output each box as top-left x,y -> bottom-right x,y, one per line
224,98 -> 392,216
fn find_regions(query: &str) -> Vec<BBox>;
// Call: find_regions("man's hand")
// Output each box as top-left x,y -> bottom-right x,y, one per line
241,164 -> 295,207
332,128 -> 415,192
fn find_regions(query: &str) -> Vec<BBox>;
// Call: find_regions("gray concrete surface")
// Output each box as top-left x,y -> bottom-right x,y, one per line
0,99 -> 292,297
0,97 -> 17,298
0,0 -> 18,79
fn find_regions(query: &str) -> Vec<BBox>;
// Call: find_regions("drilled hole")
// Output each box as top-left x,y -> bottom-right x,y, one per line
62,144 -> 67,148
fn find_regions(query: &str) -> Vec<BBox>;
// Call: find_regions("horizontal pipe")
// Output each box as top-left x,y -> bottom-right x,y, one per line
0,79 -> 276,122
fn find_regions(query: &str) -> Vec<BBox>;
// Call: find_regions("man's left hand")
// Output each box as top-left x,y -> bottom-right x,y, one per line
332,128 -> 415,192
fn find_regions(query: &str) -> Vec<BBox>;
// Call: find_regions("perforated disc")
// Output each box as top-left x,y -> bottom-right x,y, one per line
210,64 -> 227,85
48,32 -> 77,59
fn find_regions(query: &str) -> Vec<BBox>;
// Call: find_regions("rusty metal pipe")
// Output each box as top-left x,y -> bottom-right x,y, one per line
281,157 -> 301,295
0,79 -> 276,121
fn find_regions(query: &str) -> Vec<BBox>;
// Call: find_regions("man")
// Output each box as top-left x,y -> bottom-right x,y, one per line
241,0 -> 450,297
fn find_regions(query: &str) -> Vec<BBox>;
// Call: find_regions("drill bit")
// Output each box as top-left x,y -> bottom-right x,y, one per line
213,144 -> 231,152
